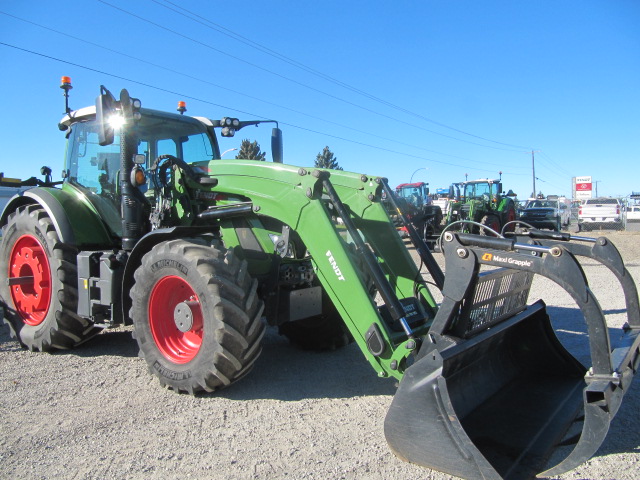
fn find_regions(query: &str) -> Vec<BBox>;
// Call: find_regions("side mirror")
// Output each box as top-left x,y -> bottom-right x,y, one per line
96,86 -> 117,146
271,127 -> 283,163
448,185 -> 455,199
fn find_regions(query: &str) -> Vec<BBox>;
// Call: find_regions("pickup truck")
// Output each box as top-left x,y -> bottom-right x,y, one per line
578,197 -> 623,231
627,205 -> 640,222
519,197 -> 570,231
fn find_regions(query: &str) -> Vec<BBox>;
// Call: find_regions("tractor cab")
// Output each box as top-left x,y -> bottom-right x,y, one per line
58,84 -> 283,248
395,182 -> 430,208
59,107 -> 219,238
461,179 -> 502,203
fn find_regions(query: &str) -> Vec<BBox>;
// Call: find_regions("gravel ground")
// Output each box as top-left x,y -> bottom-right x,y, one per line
1,229 -> 639,480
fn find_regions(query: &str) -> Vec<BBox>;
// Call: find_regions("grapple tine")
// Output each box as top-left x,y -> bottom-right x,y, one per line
540,386 -> 613,477
517,230 -> 640,327
543,326 -> 640,476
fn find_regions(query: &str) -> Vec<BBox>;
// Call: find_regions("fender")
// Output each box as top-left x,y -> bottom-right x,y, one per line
1,187 -> 114,247
120,226 -> 218,324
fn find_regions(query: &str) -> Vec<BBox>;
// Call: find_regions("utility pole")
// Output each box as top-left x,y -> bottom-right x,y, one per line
531,150 -> 540,197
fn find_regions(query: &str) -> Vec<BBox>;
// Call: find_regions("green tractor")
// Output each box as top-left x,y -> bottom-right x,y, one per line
1,82 -> 639,480
445,178 -> 517,235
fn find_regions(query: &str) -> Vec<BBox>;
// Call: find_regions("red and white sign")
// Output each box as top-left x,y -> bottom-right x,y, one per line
574,176 -> 592,199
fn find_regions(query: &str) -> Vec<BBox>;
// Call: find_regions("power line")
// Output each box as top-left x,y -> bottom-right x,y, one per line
537,151 -> 574,178
0,10 -> 530,172
534,176 -> 567,193
95,0 -> 532,153
154,0 -> 534,151
0,41 -> 512,175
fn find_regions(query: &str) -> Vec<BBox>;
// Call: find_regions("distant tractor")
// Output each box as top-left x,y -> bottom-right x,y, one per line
445,179 -> 517,235
393,182 -> 443,239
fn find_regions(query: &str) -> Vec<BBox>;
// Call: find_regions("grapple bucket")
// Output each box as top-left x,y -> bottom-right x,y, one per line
385,232 -> 640,480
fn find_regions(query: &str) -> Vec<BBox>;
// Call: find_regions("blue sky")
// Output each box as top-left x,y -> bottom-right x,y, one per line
1,0 -> 638,199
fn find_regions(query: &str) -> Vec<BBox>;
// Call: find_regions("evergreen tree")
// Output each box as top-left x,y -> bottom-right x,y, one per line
235,139 -> 266,161
315,146 -> 343,170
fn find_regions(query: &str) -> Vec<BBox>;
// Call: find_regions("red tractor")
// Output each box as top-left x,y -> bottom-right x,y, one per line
394,182 -> 443,239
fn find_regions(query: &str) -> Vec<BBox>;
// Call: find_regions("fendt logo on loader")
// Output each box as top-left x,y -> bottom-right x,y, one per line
326,250 -> 345,281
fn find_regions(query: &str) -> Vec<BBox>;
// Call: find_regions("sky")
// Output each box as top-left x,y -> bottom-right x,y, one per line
0,0 -> 638,200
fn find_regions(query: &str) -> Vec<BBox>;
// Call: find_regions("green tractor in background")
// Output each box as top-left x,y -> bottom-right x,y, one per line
445,178 -> 517,235
1,81 -> 639,480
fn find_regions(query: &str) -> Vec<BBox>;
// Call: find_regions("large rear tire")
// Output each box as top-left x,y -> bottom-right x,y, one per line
479,214 -> 501,236
502,203 -> 517,234
130,237 -> 265,394
0,205 -> 101,351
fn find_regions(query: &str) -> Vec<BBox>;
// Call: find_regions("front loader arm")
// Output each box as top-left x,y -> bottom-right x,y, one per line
188,160 -> 436,379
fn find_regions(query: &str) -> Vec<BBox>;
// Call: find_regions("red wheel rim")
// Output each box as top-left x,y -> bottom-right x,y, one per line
9,235 -> 52,326
148,275 -> 203,363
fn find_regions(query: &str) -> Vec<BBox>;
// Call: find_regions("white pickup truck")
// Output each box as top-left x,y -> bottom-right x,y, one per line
578,198 -> 624,231
627,205 -> 640,222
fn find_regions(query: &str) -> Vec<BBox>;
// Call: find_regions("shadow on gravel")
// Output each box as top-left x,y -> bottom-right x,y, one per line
69,329 -> 139,358
1,318 -> 397,400
0,323 -> 22,352
217,328 -> 399,400
0,322 -> 140,358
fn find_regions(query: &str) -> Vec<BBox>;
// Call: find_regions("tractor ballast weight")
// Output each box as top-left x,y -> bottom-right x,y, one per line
1,84 -> 638,479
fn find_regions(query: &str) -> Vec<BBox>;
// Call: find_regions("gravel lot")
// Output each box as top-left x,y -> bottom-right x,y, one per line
1,229 -> 639,480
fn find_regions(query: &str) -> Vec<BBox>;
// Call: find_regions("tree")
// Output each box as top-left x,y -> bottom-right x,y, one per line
315,146 -> 343,170
235,139 -> 266,161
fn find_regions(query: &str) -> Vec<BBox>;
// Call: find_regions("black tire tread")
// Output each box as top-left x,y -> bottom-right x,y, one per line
130,237 -> 265,394
0,205 -> 101,351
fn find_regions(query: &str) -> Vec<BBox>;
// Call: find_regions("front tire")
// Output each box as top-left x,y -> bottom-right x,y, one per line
0,205 -> 100,351
130,237 -> 265,394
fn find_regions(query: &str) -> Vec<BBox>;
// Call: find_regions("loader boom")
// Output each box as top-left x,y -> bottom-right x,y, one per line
181,160 -> 437,378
